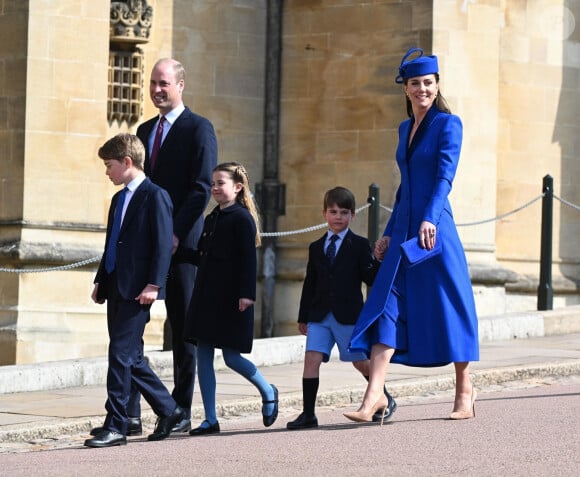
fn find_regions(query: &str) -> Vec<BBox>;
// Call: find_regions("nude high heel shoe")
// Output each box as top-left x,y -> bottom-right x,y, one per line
344,394 -> 389,425
449,388 -> 477,420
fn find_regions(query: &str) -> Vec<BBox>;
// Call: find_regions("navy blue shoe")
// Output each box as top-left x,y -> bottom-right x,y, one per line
189,420 -> 220,436
372,391 -> 397,423
262,384 -> 279,427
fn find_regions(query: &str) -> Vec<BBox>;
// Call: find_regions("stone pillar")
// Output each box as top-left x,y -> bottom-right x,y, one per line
0,1 -> 111,364
432,1 -> 510,316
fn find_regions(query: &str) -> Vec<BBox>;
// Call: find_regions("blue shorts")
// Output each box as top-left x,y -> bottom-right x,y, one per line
306,313 -> 368,363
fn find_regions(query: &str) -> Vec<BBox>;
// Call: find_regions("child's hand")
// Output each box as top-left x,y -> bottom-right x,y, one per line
298,323 -> 308,335
374,236 -> 390,261
136,284 -> 159,305
239,298 -> 254,312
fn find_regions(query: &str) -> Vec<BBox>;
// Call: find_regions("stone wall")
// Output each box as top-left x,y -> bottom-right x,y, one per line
0,0 -> 578,364
0,0 -> 268,364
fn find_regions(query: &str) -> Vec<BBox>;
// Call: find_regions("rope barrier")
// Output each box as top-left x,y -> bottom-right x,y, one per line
456,194 -> 544,227
554,194 -> 580,212
260,203 -> 371,237
0,256 -> 101,274
1,192 -> 579,274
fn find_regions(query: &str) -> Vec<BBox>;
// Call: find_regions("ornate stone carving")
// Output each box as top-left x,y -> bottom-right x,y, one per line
110,0 -> 153,44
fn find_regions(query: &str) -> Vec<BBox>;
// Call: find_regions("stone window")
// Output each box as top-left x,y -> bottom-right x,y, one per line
108,50 -> 143,124
107,0 -> 153,125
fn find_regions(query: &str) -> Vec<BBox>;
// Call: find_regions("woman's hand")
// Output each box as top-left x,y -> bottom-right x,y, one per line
418,221 -> 437,250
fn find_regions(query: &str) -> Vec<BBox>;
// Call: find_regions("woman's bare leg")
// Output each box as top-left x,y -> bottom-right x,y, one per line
450,361 -> 476,419
358,343 -> 395,413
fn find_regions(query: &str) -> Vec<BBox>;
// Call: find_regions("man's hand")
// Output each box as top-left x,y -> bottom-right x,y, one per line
135,284 -> 160,305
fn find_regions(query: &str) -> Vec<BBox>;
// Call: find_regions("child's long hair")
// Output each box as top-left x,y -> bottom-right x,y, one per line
214,162 -> 262,247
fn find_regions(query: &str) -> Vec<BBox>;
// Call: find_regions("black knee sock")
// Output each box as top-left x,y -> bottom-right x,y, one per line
302,377 -> 319,416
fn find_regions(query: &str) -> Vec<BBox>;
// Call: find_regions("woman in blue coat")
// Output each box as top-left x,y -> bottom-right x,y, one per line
345,48 -> 479,423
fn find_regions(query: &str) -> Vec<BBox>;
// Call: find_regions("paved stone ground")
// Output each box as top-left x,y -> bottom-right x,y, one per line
2,373 -> 578,456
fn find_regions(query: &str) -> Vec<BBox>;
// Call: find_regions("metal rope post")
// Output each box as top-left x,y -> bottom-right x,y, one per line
537,174 -> 553,310
367,183 -> 380,247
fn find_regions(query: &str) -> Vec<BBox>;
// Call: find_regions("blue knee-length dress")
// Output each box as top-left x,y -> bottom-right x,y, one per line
349,105 -> 479,367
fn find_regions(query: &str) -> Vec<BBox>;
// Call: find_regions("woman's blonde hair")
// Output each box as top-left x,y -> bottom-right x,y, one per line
214,162 -> 262,246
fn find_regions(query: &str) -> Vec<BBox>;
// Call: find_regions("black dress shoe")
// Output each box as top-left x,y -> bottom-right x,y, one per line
147,406 -> 185,441
287,412 -> 318,430
90,417 -> 142,437
84,430 -> 127,448
189,420 -> 220,436
171,417 -> 192,433
372,392 -> 397,423
262,384 -> 279,427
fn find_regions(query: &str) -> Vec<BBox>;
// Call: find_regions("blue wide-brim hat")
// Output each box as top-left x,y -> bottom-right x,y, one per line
395,47 -> 439,84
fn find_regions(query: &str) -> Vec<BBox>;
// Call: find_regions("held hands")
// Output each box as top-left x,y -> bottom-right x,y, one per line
135,284 -> 160,305
418,220 -> 437,250
239,298 -> 254,312
374,236 -> 390,261
171,234 -> 180,255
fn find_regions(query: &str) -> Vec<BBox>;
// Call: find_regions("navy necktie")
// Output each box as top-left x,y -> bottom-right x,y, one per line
326,234 -> 339,264
149,116 -> 165,170
105,187 -> 128,273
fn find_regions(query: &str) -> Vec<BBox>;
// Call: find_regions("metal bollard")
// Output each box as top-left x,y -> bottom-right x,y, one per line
537,174 -> 553,310
367,183 -> 380,247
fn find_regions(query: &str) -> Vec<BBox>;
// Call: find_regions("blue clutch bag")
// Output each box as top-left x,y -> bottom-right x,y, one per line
400,235 -> 442,268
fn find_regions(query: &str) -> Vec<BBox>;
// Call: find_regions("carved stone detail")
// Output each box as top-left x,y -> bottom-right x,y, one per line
110,0 -> 153,44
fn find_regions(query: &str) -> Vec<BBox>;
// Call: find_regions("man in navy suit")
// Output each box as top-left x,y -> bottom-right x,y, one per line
85,134 -> 184,447
132,58 -> 217,433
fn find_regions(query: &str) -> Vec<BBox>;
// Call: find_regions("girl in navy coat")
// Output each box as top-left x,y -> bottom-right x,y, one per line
184,162 -> 278,435
345,48 -> 479,423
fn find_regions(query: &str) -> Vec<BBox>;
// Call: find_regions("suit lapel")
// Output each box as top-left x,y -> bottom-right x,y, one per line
140,117 -> 156,175
158,108 -> 190,155
333,230 -> 352,265
120,179 -> 149,234
143,108 -> 191,174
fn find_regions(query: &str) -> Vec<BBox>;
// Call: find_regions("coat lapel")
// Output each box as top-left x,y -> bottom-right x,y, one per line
407,105 -> 440,160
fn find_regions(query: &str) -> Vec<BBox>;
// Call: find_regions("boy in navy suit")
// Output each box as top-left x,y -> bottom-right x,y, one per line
85,134 -> 184,447
286,187 -> 397,430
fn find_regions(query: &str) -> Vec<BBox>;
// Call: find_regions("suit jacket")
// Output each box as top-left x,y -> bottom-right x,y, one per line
95,178 -> 173,301
137,107 -> 217,253
298,229 -> 380,325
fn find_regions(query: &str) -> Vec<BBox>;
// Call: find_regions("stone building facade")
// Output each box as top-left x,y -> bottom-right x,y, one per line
0,0 -> 578,364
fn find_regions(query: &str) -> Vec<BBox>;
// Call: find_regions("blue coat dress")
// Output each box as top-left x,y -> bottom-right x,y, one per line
349,105 -> 479,367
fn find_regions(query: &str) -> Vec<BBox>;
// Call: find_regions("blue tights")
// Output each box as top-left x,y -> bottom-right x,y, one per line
196,341 -> 275,425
